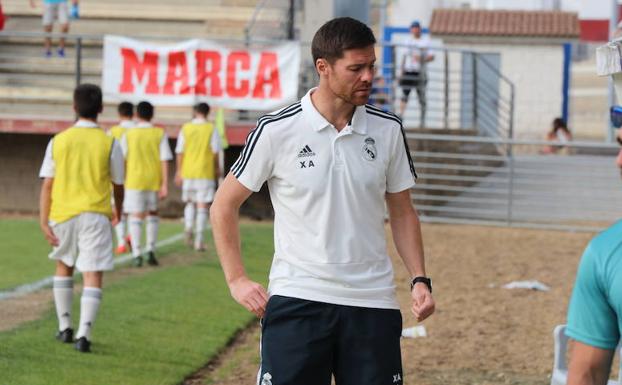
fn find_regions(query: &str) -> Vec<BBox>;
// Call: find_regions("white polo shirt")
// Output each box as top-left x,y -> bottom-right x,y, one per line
232,88 -> 417,309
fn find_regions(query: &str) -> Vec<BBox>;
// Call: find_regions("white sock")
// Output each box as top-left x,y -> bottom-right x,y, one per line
146,215 -> 159,252
129,216 -> 143,257
53,276 -> 73,331
76,287 -> 102,340
184,202 -> 195,232
195,207 -> 208,246
114,218 -> 126,247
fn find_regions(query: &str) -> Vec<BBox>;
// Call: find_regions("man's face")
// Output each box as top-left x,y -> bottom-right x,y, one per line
411,26 -> 421,38
319,45 -> 376,106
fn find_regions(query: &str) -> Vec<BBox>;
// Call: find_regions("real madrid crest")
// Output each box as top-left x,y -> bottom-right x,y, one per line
362,137 -> 377,161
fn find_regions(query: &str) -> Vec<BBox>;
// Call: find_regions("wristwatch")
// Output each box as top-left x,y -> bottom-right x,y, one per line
410,276 -> 432,293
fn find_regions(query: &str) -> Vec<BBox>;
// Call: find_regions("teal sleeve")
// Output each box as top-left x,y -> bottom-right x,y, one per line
566,242 -> 620,350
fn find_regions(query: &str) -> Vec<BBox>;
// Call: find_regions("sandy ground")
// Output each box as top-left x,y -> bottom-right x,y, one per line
188,222 -> 601,385
2,222 -> 614,384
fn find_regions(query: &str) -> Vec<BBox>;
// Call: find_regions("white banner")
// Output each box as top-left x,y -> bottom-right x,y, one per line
102,35 -> 301,110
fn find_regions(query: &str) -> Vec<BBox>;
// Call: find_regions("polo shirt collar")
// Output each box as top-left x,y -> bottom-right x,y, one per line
192,118 -> 207,124
119,120 -> 135,128
137,121 -> 153,128
74,119 -> 98,128
301,88 -> 367,135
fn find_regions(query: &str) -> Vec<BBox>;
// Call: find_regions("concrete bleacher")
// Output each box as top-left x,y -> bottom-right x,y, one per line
0,0 -> 291,127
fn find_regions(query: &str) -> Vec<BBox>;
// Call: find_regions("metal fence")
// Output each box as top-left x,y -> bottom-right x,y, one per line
375,44 -> 515,139
409,132 -> 622,232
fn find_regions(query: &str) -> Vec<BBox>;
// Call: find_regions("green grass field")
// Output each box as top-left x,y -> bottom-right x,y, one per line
0,219 -> 274,385
0,218 -> 183,291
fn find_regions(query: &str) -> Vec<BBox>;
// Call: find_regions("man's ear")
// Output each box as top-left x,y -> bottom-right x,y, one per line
316,58 -> 329,76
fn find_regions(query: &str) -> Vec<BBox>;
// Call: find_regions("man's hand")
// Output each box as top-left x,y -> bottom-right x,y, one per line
159,184 -> 168,199
411,283 -> 435,322
174,173 -> 182,187
111,210 -> 120,227
29,0 -> 37,8
228,276 -> 268,318
40,222 -> 59,247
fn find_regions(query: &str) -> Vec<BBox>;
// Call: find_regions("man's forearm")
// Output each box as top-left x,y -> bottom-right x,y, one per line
112,184 -> 124,218
161,161 -> 169,187
390,209 -> 426,278
176,154 -> 183,175
39,178 -> 53,227
211,203 -> 247,284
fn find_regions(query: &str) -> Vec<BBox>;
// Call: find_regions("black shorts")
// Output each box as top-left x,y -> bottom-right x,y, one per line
258,295 -> 403,385
399,71 -> 426,100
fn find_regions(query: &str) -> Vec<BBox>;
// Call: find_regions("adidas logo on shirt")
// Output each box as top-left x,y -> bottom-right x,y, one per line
298,145 -> 315,158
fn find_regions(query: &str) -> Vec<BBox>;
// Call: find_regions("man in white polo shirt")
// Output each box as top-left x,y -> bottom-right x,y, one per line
211,17 -> 434,385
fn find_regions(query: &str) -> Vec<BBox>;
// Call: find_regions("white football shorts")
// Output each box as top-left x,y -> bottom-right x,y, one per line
42,2 -> 69,26
182,179 -> 216,204
49,212 -> 114,272
123,190 -> 158,214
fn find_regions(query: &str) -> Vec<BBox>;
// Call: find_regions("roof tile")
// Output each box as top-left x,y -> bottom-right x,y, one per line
429,9 -> 580,38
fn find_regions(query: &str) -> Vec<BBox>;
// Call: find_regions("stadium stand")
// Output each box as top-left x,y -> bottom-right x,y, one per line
0,0 -> 292,123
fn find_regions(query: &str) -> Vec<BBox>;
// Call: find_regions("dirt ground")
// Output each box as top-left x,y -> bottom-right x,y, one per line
1,222 -> 609,384
188,222 -> 600,385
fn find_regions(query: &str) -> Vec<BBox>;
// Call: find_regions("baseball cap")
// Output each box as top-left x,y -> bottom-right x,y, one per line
410,20 -> 421,28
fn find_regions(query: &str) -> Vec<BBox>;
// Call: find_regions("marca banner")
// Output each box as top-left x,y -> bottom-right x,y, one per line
102,35 -> 300,110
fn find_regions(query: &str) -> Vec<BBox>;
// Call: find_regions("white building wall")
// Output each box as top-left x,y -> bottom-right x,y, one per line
444,43 -> 565,138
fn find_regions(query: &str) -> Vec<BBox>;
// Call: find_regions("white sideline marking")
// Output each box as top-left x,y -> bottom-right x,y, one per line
0,233 -> 184,301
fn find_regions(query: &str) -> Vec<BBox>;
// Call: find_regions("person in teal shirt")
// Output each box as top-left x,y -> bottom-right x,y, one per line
566,220 -> 622,385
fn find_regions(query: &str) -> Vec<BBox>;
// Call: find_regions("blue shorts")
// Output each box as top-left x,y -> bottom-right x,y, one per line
258,295 -> 403,385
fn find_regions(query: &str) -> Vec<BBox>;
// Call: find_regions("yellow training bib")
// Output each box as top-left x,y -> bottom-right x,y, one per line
50,127 -> 114,223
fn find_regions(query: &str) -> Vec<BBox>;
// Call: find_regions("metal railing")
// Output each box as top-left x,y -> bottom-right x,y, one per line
244,0 -> 294,43
409,132 -> 622,232
375,44 -> 515,139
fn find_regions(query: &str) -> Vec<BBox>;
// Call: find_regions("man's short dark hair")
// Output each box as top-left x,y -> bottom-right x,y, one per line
194,102 -> 210,117
73,84 -> 102,120
311,17 -> 376,64
136,101 -> 154,120
117,101 -> 134,118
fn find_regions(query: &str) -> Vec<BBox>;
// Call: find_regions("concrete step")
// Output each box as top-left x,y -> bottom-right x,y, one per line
571,74 -> 607,89
2,15 -> 286,41
0,73 -> 99,88
3,0 -> 286,23
570,94 -> 609,112
0,42 -> 102,57
0,56 -> 102,75
0,87 -> 258,123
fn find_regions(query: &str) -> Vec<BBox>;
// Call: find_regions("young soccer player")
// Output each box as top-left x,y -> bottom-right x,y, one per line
121,101 -> 173,267
39,83 -> 125,353
174,102 -> 221,251
107,101 -> 134,254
